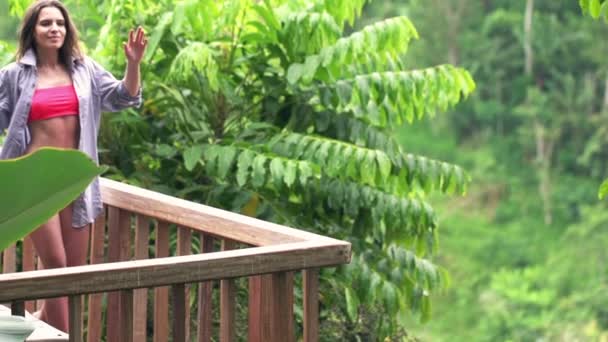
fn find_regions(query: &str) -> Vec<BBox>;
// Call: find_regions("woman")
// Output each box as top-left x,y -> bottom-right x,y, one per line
0,0 -> 147,332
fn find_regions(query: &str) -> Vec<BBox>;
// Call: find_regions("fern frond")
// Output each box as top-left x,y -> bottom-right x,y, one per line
308,111 -> 403,157
244,1 -> 281,45
272,130 -> 469,195
320,178 -> 438,253
387,244 -> 443,290
287,16 -> 419,84
272,132 -> 394,187
344,249 -> 441,324
168,42 -> 220,91
396,154 -> 470,195
279,12 -> 342,60
312,66 -> 475,126
170,1 -> 218,40
202,144 -> 319,190
310,0 -> 370,28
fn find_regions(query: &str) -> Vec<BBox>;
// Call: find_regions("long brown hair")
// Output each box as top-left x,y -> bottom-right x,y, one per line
16,0 -> 83,69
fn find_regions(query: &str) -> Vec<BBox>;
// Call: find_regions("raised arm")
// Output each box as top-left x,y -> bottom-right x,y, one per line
90,26 -> 148,113
123,26 -> 148,97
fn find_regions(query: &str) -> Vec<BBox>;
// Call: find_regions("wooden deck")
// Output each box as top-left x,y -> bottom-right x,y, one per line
0,178 -> 351,341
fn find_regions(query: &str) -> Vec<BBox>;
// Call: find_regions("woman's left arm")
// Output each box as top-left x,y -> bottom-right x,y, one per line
91,27 -> 148,112
123,26 -> 147,97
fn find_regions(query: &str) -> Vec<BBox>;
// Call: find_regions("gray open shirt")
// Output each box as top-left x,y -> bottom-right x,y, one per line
0,49 -> 142,227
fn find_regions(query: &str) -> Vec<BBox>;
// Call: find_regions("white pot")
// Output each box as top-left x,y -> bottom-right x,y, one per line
0,315 -> 37,341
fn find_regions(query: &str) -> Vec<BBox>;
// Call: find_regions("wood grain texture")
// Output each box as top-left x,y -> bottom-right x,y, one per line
87,213 -> 106,342
69,295 -> 83,342
0,240 -> 350,302
107,207 -> 131,342
269,272 -> 294,342
248,276 -> 262,341
133,215 -> 150,342
303,269 -> 319,342
197,234 -> 214,342
153,221 -> 169,342
22,237 -> 36,312
249,273 -> 294,342
177,227 -> 191,341
172,283 -> 187,342
101,178 -> 343,246
119,290 -> 134,342
220,240 -> 237,342
3,244 -> 16,274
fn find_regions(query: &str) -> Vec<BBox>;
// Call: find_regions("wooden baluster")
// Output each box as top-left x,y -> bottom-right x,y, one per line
133,215 -> 150,342
197,234 -> 214,342
153,221 -> 169,342
107,207 -> 131,342
87,210 -> 106,342
2,244 -> 16,274
220,239 -> 237,342
270,272 -> 294,342
106,207 -> 120,342
3,246 -> 16,312
177,227 -> 192,341
248,275 -> 265,341
69,295 -> 83,342
172,283 -> 187,342
11,301 -> 24,317
22,237 -> 36,313
120,289 -> 134,342
303,269 -> 319,342
249,272 -> 295,342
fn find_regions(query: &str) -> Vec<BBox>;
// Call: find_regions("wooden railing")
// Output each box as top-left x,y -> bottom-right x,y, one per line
0,178 -> 351,341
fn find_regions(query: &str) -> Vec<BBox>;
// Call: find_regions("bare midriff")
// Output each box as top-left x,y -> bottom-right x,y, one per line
26,116 -> 80,154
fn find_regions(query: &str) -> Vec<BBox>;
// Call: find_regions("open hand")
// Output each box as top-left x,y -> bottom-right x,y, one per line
124,26 -> 148,65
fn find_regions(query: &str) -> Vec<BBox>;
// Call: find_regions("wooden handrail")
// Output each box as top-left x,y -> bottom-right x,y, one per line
0,241 -> 350,302
101,178 -> 337,246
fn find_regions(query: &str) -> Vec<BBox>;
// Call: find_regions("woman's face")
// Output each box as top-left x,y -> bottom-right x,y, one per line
34,6 -> 66,50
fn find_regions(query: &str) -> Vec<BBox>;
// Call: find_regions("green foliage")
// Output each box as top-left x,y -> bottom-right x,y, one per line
309,67 -> 475,127
580,0 -> 608,20
0,0 -> 474,339
169,42 -> 219,91
579,0 -> 608,199
598,178 -> 608,199
0,148 -> 105,251
287,16 -> 420,84
359,0 -> 608,341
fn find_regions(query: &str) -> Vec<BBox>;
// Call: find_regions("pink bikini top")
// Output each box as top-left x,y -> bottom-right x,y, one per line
28,84 -> 79,123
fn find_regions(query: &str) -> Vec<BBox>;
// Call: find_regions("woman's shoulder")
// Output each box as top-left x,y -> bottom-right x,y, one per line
0,62 -> 23,82
1,61 -> 22,74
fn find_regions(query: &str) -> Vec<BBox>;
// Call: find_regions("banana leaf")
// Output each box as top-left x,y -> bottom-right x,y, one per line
0,148 -> 106,251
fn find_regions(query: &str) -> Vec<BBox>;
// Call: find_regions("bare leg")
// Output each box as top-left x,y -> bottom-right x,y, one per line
29,214 -> 68,332
33,205 -> 90,331
59,205 -> 90,267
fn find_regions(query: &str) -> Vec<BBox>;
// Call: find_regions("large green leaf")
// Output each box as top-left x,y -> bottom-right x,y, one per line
0,148 -> 105,251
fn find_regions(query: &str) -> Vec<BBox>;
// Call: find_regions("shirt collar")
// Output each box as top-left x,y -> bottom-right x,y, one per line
19,48 -> 82,68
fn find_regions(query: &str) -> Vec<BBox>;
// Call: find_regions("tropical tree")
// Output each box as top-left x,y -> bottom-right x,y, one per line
579,0 -> 608,199
357,0 -> 608,340
5,0 -> 475,338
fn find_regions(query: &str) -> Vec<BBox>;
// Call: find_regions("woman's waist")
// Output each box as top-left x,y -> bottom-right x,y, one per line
28,116 -> 80,149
